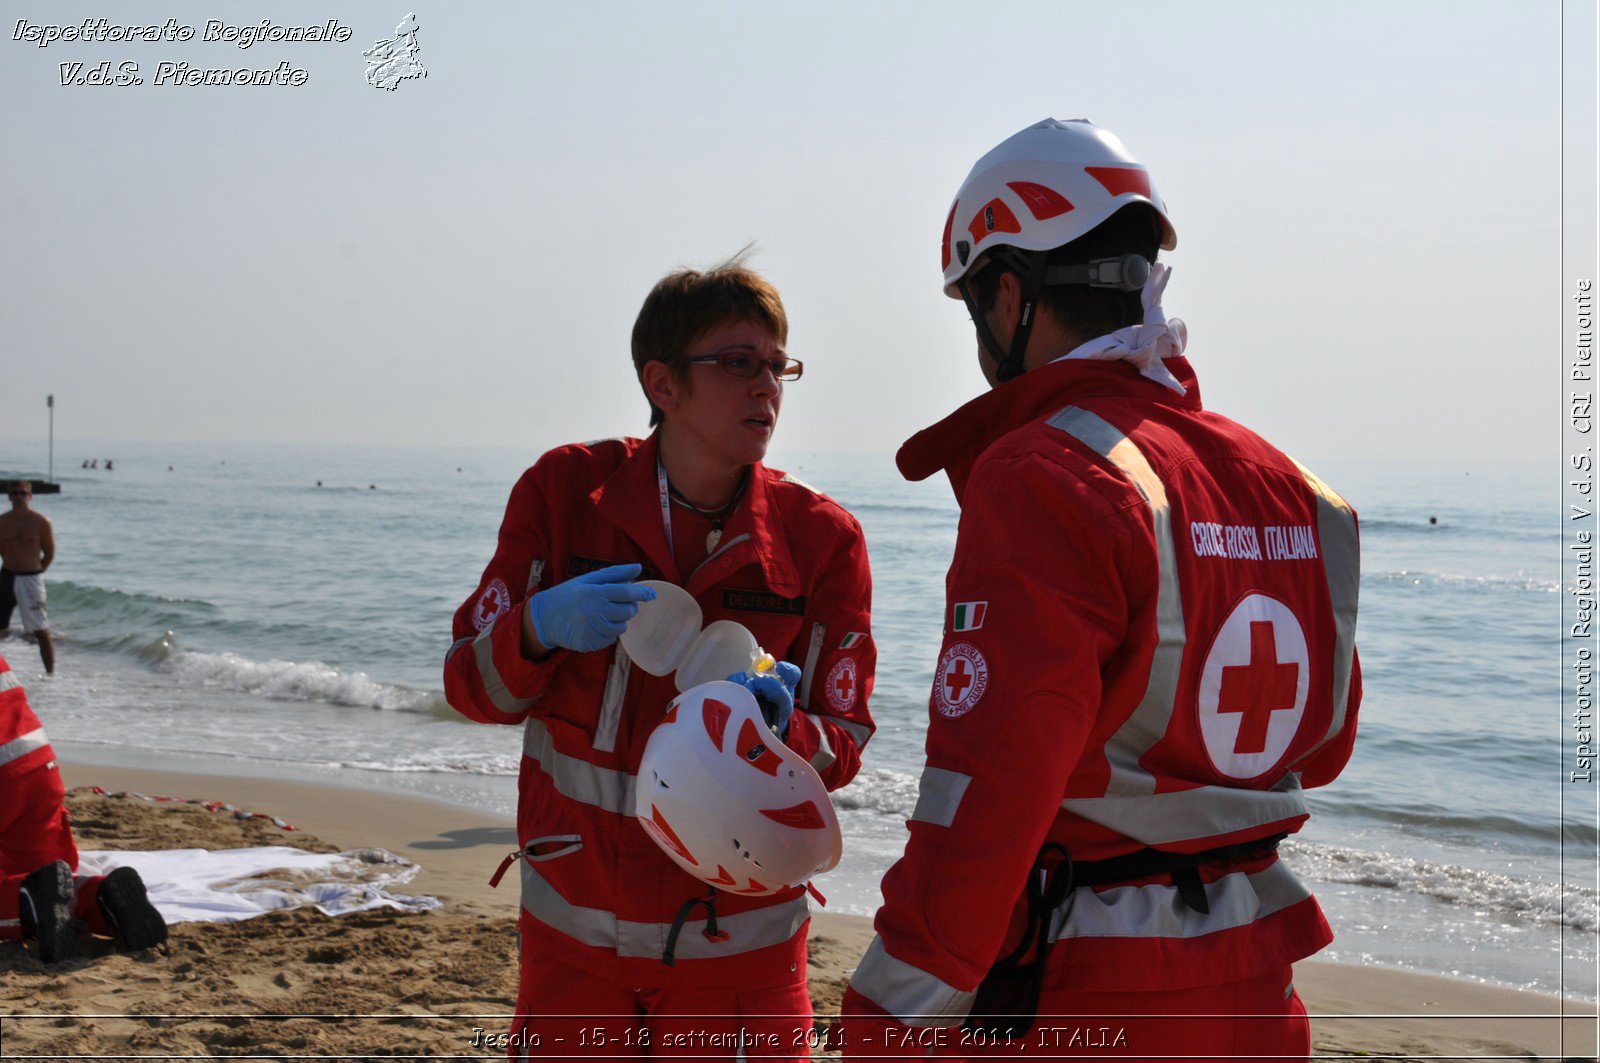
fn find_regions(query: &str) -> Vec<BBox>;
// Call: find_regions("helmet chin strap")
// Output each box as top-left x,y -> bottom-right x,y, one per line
960,251 -> 1050,384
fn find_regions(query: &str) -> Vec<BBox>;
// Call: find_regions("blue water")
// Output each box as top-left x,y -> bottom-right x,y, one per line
1,440 -> 1592,999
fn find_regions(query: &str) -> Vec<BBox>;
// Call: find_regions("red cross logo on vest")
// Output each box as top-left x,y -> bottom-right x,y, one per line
472,577 -> 511,631
1196,593 -> 1309,779
825,656 -> 858,713
935,641 -> 989,719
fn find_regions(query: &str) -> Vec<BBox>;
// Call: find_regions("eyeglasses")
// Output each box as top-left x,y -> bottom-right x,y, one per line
683,347 -> 804,381
8,491 -> 30,498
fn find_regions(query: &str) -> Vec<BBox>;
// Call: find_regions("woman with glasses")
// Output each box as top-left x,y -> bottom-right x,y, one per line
443,255 -> 876,1058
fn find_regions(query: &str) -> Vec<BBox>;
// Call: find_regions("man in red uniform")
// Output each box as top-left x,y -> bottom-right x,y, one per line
0,654 -> 167,962
840,119 -> 1361,1061
444,258 -> 875,1057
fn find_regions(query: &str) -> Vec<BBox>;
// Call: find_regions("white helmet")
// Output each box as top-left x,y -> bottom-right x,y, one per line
636,680 -> 842,896
940,117 -> 1177,298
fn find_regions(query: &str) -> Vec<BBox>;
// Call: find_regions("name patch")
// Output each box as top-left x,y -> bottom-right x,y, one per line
721,589 -> 808,616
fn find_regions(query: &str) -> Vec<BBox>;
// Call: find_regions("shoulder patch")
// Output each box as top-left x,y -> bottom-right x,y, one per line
471,578 -> 512,631
935,641 -> 989,719
825,656 -> 859,713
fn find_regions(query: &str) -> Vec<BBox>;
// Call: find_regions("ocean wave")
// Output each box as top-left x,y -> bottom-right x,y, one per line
159,648 -> 446,715
1370,569 -> 1559,594
336,752 -> 519,776
832,767 -> 920,817
1282,839 -> 1599,932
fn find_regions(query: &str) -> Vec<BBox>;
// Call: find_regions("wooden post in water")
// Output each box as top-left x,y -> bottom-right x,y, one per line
47,394 -> 54,484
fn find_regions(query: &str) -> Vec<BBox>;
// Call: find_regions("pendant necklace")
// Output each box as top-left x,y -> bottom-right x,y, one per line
662,466 -> 749,555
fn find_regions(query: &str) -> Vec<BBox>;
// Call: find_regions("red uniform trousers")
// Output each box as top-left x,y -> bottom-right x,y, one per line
0,762 -> 111,940
844,968 -> 1307,1062
509,914 -> 813,1061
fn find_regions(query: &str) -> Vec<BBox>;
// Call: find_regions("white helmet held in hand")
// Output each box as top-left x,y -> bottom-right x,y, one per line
940,117 -> 1178,298
636,681 -> 842,896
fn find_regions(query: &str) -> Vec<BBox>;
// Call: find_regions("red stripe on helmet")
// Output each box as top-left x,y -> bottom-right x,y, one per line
1007,181 -> 1074,220
1085,166 -> 1152,198
966,197 -> 1021,247
759,801 -> 829,829
646,806 -> 699,866
702,698 -> 731,752
736,718 -> 783,776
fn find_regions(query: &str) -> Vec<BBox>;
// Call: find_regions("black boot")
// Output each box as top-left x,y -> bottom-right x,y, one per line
95,866 -> 167,951
18,860 -> 76,964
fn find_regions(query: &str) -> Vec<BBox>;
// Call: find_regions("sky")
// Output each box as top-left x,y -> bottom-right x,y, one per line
0,0 -> 1585,462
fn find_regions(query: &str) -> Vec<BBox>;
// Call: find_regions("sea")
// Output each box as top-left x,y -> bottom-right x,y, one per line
1,438 -> 1593,1001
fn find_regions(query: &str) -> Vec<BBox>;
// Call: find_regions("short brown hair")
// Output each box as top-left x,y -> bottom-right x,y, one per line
631,253 -> 789,427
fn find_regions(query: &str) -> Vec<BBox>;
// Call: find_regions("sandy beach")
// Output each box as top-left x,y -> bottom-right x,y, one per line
1,761 -> 1593,1061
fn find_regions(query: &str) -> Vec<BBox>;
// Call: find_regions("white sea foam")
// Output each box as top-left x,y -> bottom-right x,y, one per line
1283,839 -> 1599,932
832,766 -> 920,817
337,751 -> 519,776
161,649 -> 442,714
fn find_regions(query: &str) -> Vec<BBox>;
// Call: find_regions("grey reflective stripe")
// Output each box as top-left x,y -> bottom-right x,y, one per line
910,767 -> 972,828
849,936 -> 974,1027
526,558 -> 546,593
592,644 -> 631,754
520,862 -> 809,960
799,623 -> 825,710
1047,859 -> 1312,942
522,717 -> 636,816
1048,406 -> 1185,798
0,669 -> 20,692
520,834 -> 583,862
1063,773 -> 1308,846
689,533 -> 753,583
444,636 -> 472,665
473,618 -> 537,715
1290,459 -> 1361,764
0,727 -> 47,768
801,712 -> 836,773
819,714 -> 872,749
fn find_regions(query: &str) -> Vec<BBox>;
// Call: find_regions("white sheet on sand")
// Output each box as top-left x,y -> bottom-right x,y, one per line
78,847 -> 441,925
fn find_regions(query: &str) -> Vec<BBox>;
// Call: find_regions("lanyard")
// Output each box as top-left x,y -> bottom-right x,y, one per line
657,459 -> 675,558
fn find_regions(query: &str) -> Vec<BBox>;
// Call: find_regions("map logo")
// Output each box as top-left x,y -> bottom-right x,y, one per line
364,13 -> 425,91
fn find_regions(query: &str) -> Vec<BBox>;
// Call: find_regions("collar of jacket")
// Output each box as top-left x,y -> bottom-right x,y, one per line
896,355 -> 1204,503
588,432 -> 803,596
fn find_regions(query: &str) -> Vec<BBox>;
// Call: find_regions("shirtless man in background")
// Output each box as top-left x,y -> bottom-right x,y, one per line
0,483 -> 55,674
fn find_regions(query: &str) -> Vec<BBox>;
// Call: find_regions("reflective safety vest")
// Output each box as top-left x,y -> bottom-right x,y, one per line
848,355 -> 1360,1024
0,656 -> 53,780
444,434 -> 877,987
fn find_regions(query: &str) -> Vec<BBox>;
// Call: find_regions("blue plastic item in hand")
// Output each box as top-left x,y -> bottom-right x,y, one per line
527,563 -> 656,654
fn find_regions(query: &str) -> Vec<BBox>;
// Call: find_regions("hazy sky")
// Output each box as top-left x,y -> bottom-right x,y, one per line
0,1 -> 1580,461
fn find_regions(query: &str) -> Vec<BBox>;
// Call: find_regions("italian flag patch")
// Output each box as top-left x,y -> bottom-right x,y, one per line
952,601 -> 987,632
839,632 -> 868,649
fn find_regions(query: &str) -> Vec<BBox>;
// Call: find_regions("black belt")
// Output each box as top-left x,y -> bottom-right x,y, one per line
1065,831 -> 1290,915
964,832 -> 1288,1041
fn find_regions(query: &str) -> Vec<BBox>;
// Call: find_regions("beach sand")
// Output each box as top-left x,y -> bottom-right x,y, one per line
1,762 -> 1594,1061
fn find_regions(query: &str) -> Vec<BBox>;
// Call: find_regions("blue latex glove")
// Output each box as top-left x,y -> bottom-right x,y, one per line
527,563 -> 656,654
728,661 -> 802,736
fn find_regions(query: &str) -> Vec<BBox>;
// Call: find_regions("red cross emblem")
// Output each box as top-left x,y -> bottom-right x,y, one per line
935,642 -> 988,719
1197,594 -> 1309,779
944,659 -> 973,701
472,578 -> 511,630
1217,622 -> 1300,754
825,657 -> 858,713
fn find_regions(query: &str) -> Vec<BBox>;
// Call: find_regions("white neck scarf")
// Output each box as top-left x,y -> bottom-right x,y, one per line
1048,262 -> 1188,395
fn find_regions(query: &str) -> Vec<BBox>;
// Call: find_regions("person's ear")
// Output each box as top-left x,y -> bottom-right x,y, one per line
996,270 -> 1024,330
642,361 -> 684,417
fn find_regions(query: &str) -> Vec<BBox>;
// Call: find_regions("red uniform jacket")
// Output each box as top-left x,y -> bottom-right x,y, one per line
444,435 -> 876,988
844,356 -> 1360,1029
0,654 -> 53,780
